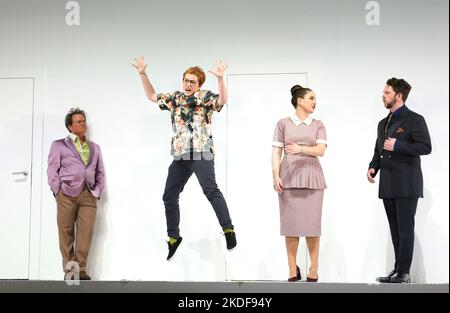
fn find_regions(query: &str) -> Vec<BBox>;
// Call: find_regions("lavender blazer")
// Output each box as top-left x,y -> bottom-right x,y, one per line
47,136 -> 105,198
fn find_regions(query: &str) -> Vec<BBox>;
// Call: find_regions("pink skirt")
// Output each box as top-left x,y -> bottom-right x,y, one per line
278,189 -> 324,237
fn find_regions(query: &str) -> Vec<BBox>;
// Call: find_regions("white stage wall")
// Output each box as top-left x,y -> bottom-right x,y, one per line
0,0 -> 448,283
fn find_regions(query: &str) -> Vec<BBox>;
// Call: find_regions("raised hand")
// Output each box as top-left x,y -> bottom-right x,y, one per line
132,56 -> 148,74
208,60 -> 229,79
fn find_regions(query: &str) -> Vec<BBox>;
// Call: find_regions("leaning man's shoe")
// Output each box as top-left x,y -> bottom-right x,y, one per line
390,272 -> 410,284
224,231 -> 237,250
376,270 -> 397,283
64,273 -> 73,281
167,237 -> 183,261
79,271 -> 91,280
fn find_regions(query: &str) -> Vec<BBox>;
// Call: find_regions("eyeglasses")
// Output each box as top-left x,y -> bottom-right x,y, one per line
183,78 -> 198,86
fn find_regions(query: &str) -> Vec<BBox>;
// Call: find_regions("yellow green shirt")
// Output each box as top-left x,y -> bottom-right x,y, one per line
69,133 -> 90,166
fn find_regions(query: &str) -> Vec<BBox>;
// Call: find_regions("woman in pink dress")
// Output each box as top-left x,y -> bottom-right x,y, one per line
272,85 -> 327,282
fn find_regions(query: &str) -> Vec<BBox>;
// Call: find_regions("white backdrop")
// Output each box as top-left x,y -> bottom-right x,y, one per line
0,0 -> 448,283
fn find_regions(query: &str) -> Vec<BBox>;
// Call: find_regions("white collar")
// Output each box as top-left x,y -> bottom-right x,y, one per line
290,114 -> 313,126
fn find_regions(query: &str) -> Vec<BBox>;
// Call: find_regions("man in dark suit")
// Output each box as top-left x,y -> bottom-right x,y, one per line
367,78 -> 432,283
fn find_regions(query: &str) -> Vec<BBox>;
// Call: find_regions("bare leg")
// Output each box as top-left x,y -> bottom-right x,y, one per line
285,236 -> 300,278
306,236 -> 320,279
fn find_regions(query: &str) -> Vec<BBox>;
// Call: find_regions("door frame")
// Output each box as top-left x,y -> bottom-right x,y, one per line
223,62 -> 320,281
0,68 -> 46,279
225,61 -> 320,195
226,62 -> 319,79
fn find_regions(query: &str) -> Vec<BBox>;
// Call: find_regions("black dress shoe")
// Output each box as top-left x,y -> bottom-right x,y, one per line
390,272 -> 410,284
64,273 -> 73,281
79,271 -> 91,280
376,270 -> 397,283
64,272 -> 91,280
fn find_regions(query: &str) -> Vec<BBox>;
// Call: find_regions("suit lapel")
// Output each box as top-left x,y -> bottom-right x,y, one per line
382,114 -> 390,137
387,118 -> 403,138
64,136 -> 84,164
387,107 -> 410,138
87,142 -> 94,166
378,117 -> 389,150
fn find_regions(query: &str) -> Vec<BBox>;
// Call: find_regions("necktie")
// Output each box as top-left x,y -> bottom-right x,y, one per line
384,113 -> 393,136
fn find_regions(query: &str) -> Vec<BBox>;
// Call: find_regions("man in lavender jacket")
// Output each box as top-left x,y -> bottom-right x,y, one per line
47,108 -> 105,280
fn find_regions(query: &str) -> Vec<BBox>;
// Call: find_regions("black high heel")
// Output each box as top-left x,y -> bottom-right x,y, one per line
288,276 -> 299,282
306,266 -> 318,282
288,265 -> 301,282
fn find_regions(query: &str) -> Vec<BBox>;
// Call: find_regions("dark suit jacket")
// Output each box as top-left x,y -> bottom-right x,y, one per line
369,106 -> 432,199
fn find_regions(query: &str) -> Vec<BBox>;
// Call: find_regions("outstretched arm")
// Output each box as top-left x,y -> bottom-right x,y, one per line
209,60 -> 229,106
132,56 -> 157,103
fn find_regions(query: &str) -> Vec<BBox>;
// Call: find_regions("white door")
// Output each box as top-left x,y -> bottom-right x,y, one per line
0,78 -> 34,279
225,72 -> 310,281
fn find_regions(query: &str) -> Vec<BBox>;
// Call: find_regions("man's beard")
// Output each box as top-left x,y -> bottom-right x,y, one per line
384,99 -> 394,109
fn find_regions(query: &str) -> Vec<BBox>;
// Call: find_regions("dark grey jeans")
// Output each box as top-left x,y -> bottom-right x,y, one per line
163,153 -> 234,239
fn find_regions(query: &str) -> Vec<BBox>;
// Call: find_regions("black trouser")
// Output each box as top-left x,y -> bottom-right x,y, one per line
383,198 -> 418,274
163,154 -> 233,239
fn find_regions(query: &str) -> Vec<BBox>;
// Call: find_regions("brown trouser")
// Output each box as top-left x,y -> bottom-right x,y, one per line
56,188 -> 97,273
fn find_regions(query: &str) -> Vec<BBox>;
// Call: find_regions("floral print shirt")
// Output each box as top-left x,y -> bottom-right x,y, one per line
157,90 -> 223,157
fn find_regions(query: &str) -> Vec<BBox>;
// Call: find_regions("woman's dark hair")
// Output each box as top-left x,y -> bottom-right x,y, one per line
65,108 -> 86,132
291,85 -> 312,108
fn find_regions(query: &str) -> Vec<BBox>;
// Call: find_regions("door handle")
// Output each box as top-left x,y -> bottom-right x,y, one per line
12,170 -> 29,176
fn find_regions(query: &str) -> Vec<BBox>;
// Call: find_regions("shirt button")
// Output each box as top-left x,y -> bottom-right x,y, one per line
380,155 -> 384,159
388,155 -> 392,159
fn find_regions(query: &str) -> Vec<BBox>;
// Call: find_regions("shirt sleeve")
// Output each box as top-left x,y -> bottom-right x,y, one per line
272,120 -> 285,148
203,90 -> 221,112
316,121 -> 328,146
157,92 -> 176,112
